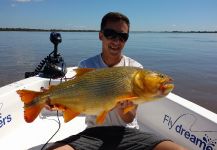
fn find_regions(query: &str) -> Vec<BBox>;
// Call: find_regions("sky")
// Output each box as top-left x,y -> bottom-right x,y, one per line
0,0 -> 217,31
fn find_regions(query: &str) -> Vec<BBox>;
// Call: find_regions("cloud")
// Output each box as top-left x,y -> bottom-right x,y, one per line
11,0 -> 44,7
15,0 -> 31,2
11,3 -> 16,7
15,0 -> 44,2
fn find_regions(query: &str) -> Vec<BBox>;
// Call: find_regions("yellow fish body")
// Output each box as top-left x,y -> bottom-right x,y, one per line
17,66 -> 174,124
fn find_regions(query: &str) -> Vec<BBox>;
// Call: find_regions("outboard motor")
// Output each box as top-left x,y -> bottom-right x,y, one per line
25,32 -> 66,78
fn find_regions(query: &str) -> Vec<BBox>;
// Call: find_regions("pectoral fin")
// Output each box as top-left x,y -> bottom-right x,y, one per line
116,94 -> 139,103
96,111 -> 108,124
63,109 -> 80,123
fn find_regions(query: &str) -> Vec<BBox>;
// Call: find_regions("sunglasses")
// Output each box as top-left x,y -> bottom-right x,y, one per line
102,29 -> 129,42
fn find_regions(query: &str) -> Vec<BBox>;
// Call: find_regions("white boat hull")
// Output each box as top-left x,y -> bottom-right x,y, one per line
0,67 -> 216,150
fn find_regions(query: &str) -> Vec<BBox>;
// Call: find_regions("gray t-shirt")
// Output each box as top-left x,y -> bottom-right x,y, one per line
78,54 -> 143,128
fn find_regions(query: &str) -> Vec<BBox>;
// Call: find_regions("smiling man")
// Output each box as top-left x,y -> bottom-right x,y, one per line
99,13 -> 131,67
47,12 -> 186,150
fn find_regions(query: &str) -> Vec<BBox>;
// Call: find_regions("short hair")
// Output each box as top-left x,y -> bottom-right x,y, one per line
100,12 -> 130,32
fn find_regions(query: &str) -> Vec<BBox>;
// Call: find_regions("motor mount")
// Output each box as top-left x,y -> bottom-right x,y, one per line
25,32 -> 66,79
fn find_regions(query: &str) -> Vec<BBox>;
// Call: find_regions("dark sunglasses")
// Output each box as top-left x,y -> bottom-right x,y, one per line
102,29 -> 129,42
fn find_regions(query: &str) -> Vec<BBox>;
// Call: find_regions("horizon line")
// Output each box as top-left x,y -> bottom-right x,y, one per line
0,27 -> 217,33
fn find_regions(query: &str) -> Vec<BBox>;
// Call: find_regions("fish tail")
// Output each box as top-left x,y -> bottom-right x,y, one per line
17,90 -> 44,123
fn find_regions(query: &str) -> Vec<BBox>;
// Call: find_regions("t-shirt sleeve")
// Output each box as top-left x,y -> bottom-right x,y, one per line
126,56 -> 143,68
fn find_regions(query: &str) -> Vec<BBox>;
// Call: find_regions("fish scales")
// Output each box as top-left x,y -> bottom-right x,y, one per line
17,66 -> 174,123
49,67 -> 137,111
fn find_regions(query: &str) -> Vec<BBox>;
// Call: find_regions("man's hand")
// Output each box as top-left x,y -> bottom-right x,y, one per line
40,87 -> 55,111
116,100 -> 138,123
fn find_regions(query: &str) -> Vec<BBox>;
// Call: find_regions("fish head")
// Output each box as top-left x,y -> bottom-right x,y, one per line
132,70 -> 174,99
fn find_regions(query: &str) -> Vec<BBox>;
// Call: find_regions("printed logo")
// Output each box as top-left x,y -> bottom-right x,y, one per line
0,103 -> 12,128
163,114 -> 217,150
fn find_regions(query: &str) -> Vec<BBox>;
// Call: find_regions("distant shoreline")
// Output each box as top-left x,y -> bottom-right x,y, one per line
0,28 -> 98,32
0,28 -> 217,33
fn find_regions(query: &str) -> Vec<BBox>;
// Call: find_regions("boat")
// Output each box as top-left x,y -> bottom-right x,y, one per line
0,33 -> 216,150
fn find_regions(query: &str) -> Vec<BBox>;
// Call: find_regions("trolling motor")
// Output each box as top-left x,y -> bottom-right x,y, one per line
25,32 -> 66,78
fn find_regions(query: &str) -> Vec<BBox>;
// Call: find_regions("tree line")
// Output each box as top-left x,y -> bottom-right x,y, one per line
0,28 -> 98,32
0,27 -> 216,33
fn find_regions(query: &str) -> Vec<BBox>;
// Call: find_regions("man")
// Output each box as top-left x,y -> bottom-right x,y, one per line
48,12 -> 186,150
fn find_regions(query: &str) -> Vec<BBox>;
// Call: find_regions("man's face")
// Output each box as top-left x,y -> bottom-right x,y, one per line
99,20 -> 129,57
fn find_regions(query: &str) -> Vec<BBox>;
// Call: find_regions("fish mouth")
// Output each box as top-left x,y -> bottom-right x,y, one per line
160,79 -> 174,95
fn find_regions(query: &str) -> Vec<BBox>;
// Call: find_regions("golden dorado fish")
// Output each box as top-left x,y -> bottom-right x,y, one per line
17,66 -> 174,124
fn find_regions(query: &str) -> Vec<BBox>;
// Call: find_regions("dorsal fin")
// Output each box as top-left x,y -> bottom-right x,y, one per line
73,68 -> 96,78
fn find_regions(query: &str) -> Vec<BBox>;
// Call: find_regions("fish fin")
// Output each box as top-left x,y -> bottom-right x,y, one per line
17,90 -> 43,104
73,68 -> 96,78
96,111 -> 108,124
17,90 -> 44,123
63,109 -> 80,123
116,94 -> 139,103
24,104 -> 44,123
123,105 -> 136,114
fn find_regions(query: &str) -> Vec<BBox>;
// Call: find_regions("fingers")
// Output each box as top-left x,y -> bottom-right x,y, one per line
116,100 -> 138,122
41,87 -> 56,111
44,104 -> 53,110
40,87 -> 48,92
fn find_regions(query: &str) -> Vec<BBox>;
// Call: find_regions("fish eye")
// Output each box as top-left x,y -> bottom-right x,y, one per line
159,74 -> 165,78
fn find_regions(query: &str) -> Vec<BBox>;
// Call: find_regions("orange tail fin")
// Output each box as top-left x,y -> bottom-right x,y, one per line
17,90 -> 44,123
